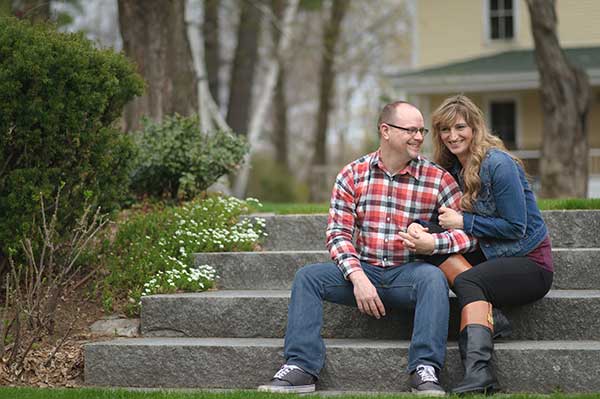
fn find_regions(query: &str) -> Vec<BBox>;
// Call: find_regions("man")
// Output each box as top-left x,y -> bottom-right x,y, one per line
258,101 -> 477,395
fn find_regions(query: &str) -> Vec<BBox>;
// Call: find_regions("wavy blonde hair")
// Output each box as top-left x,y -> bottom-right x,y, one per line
431,95 -> 523,211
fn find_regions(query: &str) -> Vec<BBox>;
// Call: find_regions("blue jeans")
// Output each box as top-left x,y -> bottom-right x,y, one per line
283,261 -> 449,378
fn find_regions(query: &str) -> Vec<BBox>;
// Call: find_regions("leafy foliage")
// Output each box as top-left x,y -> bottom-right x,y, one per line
101,195 -> 266,316
0,17 -> 144,256
130,114 -> 249,200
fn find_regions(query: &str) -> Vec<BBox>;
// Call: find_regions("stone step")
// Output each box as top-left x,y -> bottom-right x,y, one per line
254,210 -> 600,250
140,289 -> 599,341
196,248 -> 600,290
85,337 -> 600,393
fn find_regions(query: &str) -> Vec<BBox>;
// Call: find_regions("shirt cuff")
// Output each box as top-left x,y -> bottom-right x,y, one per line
430,232 -> 448,255
340,258 -> 362,279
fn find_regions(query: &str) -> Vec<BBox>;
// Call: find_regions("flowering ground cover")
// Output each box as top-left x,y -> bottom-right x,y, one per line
101,196 -> 267,316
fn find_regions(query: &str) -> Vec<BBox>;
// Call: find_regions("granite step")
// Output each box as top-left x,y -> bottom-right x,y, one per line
254,210 -> 600,250
140,289 -> 600,341
85,337 -> 600,393
196,248 -> 600,290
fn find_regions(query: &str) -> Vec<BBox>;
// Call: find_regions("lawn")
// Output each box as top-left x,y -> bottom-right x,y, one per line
257,199 -> 600,214
3,387 -> 600,399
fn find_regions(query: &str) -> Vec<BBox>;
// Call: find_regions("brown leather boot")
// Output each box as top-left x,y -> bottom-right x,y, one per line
438,254 -> 471,287
440,255 -> 512,339
452,301 -> 499,394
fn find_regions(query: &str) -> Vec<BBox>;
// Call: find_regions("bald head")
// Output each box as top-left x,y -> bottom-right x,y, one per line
377,101 -> 422,131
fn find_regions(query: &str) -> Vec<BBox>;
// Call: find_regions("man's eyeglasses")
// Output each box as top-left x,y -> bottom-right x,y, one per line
383,122 -> 429,137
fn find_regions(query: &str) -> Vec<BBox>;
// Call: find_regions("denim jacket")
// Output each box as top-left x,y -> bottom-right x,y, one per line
449,148 -> 548,259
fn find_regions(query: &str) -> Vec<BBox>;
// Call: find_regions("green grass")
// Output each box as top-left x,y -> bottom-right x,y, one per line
253,202 -> 329,214
253,199 -> 600,215
538,198 -> 600,210
2,388 -> 600,399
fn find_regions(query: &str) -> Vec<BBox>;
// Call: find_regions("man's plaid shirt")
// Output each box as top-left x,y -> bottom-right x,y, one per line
326,150 -> 478,278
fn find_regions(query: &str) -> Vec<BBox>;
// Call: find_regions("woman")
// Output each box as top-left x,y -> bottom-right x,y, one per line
405,95 -> 553,394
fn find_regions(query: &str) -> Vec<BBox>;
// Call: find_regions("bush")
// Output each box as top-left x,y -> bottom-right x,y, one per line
0,17 -> 144,257
101,195 -> 266,316
131,114 -> 249,200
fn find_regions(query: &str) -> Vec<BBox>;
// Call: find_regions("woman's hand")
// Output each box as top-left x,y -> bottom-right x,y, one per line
438,206 -> 464,230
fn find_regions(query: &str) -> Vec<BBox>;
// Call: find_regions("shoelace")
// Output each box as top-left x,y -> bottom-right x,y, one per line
274,364 -> 301,379
416,365 -> 438,383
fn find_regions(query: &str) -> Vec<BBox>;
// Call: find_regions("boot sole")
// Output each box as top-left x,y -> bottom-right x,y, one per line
492,327 -> 512,339
452,383 -> 498,395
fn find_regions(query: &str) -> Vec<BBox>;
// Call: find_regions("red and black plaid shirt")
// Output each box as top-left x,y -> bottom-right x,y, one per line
326,150 -> 477,278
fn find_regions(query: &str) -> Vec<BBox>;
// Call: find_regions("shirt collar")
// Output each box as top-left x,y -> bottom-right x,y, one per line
371,149 -> 421,180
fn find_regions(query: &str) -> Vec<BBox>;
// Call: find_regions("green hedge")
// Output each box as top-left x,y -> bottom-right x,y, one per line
130,114 -> 248,200
0,17 -> 144,255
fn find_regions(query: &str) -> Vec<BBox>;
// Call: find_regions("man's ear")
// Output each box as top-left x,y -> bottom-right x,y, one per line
379,124 -> 389,140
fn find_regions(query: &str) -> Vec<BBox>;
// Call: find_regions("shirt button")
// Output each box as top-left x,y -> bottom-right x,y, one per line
384,238 -> 389,243
386,217 -> 391,222
383,257 -> 387,261
388,196 -> 392,200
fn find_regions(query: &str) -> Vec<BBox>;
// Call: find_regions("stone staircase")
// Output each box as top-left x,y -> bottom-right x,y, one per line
85,211 -> 600,393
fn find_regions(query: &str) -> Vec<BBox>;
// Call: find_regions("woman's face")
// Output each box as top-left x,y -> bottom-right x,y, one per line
439,115 -> 473,161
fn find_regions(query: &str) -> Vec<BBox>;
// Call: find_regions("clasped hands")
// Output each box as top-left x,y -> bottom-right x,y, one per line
350,206 -> 464,319
397,206 -> 464,254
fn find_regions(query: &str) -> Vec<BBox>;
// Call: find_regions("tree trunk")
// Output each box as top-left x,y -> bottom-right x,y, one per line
271,0 -> 289,172
527,0 -> 591,198
118,0 -> 198,132
233,0 -> 300,198
226,0 -> 262,136
310,0 -> 348,200
203,0 -> 220,108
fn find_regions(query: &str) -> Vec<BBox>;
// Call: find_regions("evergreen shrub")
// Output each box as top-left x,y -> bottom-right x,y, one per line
0,17 -> 144,256
131,114 -> 249,200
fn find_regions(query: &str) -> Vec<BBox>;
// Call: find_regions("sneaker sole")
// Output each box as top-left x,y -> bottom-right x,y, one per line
411,388 -> 446,396
257,384 -> 316,394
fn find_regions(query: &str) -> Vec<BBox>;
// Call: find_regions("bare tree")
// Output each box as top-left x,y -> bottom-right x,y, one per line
203,0 -> 221,107
233,0 -> 300,197
527,0 -> 591,198
310,0 -> 348,200
271,0 -> 290,172
226,0 -> 262,136
118,0 -> 198,131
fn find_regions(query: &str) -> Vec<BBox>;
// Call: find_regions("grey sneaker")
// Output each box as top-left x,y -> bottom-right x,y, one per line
258,364 -> 316,393
410,365 -> 446,396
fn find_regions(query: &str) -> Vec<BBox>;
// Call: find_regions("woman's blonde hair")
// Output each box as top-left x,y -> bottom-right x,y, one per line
431,94 -> 522,211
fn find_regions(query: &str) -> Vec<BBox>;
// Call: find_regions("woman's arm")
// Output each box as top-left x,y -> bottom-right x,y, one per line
462,153 -> 527,239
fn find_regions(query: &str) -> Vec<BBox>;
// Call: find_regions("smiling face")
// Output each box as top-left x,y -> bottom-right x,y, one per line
379,104 -> 425,166
439,115 -> 473,163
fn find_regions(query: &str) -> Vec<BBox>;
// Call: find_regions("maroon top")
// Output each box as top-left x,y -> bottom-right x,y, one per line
526,235 -> 554,272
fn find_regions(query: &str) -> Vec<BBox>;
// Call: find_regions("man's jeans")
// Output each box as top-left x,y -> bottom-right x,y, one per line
283,261 -> 449,378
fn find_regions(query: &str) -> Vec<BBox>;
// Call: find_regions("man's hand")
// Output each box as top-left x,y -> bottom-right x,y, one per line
407,222 -> 428,239
348,270 -> 386,319
438,206 -> 464,230
398,230 -> 435,254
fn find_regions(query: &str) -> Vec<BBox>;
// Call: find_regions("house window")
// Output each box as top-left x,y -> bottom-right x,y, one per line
489,100 -> 516,149
489,0 -> 514,40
